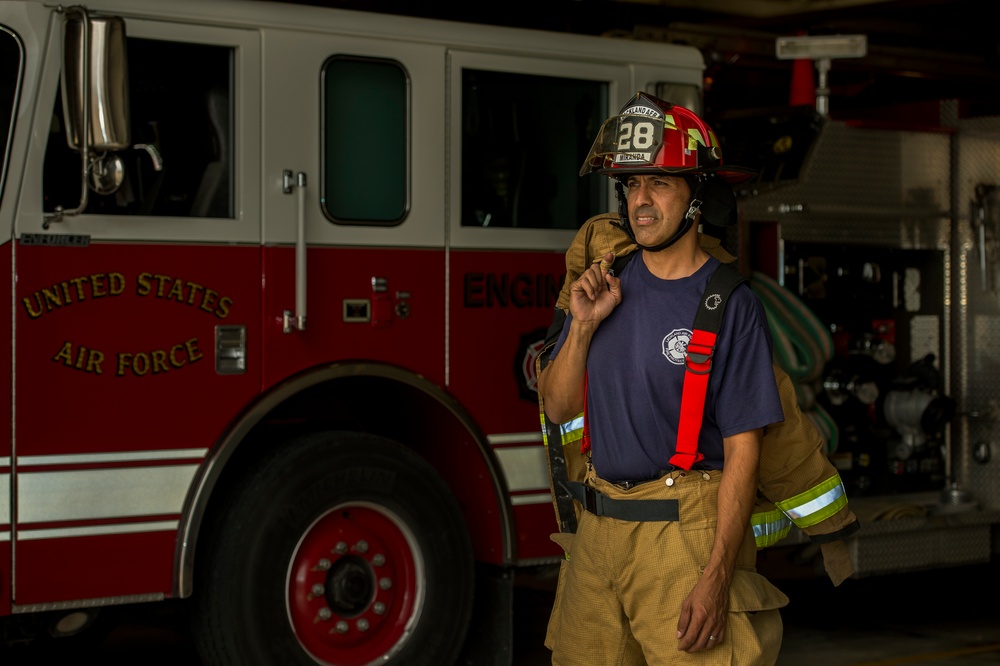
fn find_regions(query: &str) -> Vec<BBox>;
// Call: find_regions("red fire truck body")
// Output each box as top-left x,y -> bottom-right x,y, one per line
0,1 -> 705,662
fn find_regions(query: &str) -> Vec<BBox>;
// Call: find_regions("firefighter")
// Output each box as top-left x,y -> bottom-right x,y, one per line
537,92 -> 788,665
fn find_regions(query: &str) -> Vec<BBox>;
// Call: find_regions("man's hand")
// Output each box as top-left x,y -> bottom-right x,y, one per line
569,252 -> 622,325
675,573 -> 728,652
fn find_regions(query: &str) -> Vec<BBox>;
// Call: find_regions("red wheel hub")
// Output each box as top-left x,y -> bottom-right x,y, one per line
288,502 -> 422,665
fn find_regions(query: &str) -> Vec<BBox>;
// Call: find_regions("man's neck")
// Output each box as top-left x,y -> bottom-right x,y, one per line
641,234 -> 709,280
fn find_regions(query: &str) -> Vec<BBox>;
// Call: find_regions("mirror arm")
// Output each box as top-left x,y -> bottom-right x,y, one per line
44,5 -> 91,229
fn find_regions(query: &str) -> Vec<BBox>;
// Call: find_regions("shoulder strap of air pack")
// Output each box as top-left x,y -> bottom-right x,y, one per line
669,262 -> 747,470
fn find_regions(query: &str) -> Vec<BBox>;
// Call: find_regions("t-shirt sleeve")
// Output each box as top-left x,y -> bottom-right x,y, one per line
712,286 -> 785,438
548,312 -> 573,360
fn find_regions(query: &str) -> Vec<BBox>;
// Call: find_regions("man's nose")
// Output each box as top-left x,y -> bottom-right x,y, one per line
631,180 -> 653,205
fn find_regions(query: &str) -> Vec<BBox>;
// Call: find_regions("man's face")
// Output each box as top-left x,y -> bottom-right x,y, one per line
624,174 -> 693,248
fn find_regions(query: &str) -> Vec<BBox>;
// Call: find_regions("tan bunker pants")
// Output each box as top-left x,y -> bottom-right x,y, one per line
546,468 -> 788,666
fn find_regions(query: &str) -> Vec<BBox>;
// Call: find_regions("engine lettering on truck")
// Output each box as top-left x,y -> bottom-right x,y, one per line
462,271 -> 562,308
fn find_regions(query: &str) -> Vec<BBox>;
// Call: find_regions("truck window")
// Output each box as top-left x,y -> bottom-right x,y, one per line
321,56 -> 408,225
0,26 -> 21,209
43,37 -> 234,218
461,69 -> 606,230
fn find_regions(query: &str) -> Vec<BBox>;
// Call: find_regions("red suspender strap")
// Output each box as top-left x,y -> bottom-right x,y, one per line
669,263 -> 746,470
669,327 -> 716,470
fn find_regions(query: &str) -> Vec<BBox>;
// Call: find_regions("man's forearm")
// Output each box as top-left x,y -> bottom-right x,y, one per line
538,320 -> 597,423
702,429 -> 763,586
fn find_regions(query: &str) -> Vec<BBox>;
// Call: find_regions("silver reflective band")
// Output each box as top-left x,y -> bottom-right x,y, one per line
753,513 -> 791,541
782,481 -> 845,522
559,415 -> 584,437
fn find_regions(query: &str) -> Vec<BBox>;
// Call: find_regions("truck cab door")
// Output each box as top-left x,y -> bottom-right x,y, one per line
11,13 -> 262,606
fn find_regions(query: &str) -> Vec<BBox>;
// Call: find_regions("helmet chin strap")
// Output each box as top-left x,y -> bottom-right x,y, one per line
613,178 -> 704,252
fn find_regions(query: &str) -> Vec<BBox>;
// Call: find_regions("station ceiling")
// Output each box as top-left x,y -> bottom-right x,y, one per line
274,0 -> 1000,122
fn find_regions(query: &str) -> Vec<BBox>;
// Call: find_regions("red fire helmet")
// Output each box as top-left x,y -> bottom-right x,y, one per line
579,91 -> 755,184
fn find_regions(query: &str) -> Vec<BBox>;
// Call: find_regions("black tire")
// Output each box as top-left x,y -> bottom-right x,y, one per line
192,431 -> 475,666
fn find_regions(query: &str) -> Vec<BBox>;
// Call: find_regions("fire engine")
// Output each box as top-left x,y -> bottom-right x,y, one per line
3,0 -> 1000,663
0,0 -> 707,663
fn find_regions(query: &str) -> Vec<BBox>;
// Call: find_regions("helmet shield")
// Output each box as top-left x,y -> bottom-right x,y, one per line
579,91 -> 755,184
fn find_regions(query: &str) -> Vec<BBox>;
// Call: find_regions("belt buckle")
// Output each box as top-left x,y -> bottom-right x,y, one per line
584,486 -> 599,514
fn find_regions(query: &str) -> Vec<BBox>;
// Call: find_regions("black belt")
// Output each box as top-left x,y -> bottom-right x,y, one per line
564,481 -> 679,522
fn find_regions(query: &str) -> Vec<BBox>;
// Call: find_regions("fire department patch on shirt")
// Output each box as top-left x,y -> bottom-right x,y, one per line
662,328 -> 692,365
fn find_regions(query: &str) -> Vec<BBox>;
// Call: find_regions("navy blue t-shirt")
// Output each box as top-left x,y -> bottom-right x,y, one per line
549,254 -> 783,483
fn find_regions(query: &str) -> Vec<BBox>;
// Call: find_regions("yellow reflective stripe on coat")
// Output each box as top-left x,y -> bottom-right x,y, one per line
559,413 -> 585,447
539,411 -> 584,449
752,508 -> 792,548
776,474 -> 849,529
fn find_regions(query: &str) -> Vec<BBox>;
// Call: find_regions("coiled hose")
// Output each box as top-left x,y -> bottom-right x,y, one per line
751,270 -> 840,454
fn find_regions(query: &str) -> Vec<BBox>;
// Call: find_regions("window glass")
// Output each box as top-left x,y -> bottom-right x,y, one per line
43,38 -> 234,217
462,69 -> 606,229
322,56 -> 407,225
0,27 -> 22,209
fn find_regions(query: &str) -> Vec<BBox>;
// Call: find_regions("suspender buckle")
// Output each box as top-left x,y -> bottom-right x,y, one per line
685,340 -> 714,374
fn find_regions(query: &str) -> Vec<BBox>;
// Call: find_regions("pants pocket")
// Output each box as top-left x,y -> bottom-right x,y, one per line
544,532 -> 575,651
726,568 -> 789,665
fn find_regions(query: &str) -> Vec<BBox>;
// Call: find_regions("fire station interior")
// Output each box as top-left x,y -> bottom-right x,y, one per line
302,0 -> 1000,516
261,1 -> 1000,664
7,0 -> 1000,662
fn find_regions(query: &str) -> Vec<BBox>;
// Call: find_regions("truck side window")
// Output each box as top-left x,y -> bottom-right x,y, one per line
42,38 -> 234,218
321,56 -> 407,225
461,70 -> 606,230
0,26 -> 21,209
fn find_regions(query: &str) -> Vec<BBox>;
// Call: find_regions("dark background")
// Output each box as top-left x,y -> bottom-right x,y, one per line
264,0 -> 1000,123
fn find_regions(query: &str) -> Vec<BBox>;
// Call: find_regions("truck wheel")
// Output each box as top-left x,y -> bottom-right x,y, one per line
193,431 -> 475,666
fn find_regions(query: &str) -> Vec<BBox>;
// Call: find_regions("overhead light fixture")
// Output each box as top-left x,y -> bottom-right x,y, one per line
776,35 -> 867,60
775,34 -> 868,116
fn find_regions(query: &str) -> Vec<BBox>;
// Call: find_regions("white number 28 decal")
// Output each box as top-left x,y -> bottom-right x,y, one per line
616,119 -> 658,151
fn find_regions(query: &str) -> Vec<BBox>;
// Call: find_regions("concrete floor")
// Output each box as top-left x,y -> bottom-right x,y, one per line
511,557 -> 1000,666
3,557 -> 998,665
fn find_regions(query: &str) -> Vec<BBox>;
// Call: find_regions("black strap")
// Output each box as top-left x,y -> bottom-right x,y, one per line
563,481 -> 679,522
691,262 -> 747,340
545,417 -> 579,533
808,518 -> 861,544
608,251 -> 636,279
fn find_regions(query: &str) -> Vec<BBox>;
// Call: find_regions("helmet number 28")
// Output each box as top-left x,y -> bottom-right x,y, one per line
616,119 -> 658,151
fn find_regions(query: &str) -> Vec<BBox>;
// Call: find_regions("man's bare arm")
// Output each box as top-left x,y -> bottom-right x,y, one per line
675,427 -> 762,652
538,253 -> 621,423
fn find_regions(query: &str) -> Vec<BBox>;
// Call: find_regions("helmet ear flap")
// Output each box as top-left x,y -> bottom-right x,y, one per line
693,176 -> 738,227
